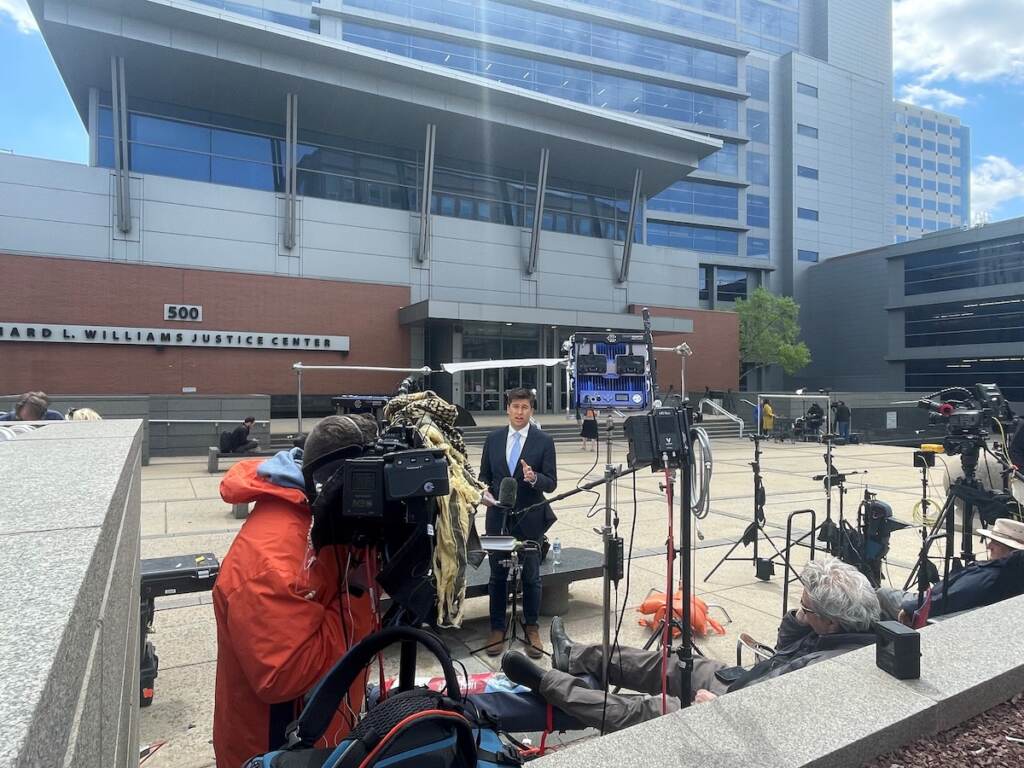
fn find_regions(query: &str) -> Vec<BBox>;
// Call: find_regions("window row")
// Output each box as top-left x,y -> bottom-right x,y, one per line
342,22 -> 740,130
894,196 -> 961,214
648,180 -> 739,219
191,0 -> 320,32
894,174 -> 964,195
904,236 -> 1024,295
96,107 -> 635,240
580,0 -> 738,41
699,265 -> 756,303
894,217 -> 958,233
647,221 -> 739,255
893,138 -> 960,157
906,357 -> 1024,403
343,0 -> 739,85
894,154 -> 963,177
698,142 -> 740,176
905,295 -> 1024,348
895,114 -> 963,137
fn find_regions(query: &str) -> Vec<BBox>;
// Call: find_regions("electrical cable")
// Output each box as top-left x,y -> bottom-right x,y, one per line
689,426 -> 713,519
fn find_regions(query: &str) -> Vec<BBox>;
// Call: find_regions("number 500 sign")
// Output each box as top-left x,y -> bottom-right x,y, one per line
164,304 -> 203,322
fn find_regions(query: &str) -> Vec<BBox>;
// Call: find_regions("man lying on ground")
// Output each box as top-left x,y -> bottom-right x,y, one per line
876,517 -> 1024,626
501,557 -> 879,732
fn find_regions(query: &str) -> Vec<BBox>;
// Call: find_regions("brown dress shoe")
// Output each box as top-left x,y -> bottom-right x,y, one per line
485,629 -> 505,657
524,625 -> 544,659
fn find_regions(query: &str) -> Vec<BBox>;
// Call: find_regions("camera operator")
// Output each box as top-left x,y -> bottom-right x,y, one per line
501,558 -> 879,731
213,415 -> 378,768
833,400 -> 851,439
877,518 -> 1024,626
806,402 -> 824,436
479,388 -> 557,658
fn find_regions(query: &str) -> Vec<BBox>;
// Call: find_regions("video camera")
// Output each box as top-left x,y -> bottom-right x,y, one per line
303,423 -> 452,625
917,383 -> 1015,444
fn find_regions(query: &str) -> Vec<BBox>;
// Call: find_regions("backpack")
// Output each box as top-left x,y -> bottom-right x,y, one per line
244,626 -> 521,768
219,430 -> 233,453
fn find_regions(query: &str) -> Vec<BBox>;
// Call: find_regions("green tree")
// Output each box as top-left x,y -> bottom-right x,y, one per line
735,287 -> 811,382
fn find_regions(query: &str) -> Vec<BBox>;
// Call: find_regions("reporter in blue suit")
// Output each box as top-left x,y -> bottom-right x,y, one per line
479,388 -> 557,658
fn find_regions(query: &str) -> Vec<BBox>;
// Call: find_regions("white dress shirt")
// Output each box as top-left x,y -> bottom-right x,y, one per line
506,423 -> 530,473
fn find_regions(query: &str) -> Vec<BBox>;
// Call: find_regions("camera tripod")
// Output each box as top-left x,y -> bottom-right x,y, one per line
469,542 -> 546,658
705,434 -> 787,582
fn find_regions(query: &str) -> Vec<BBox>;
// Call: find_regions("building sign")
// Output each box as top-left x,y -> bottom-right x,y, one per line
0,323 -> 349,351
886,411 -> 898,430
164,303 -> 203,321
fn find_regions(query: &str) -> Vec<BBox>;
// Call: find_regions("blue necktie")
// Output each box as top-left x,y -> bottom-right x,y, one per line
508,431 -> 522,477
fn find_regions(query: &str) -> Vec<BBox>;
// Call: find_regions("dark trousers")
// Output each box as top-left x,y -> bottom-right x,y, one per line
488,548 -> 541,630
837,421 -> 850,438
230,439 -> 259,454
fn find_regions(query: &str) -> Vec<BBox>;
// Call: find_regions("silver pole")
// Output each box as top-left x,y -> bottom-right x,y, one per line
601,415 -> 614,689
296,366 -> 303,435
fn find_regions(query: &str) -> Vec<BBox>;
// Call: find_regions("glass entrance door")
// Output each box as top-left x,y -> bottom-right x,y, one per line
464,368 -> 502,412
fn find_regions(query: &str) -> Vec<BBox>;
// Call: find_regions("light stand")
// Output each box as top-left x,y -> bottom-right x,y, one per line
600,415 -> 618,690
705,434 -> 787,582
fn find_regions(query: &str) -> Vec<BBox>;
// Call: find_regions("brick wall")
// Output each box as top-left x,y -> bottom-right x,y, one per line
0,254 -> 410,395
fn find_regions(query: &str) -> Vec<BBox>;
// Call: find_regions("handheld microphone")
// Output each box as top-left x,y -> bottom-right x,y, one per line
497,476 -> 518,509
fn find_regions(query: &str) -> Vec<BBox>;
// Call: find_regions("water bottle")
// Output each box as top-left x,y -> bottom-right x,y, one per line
552,538 -> 562,566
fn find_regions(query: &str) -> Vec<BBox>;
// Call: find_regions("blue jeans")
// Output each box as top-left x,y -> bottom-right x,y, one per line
838,421 -> 850,438
488,548 -> 541,630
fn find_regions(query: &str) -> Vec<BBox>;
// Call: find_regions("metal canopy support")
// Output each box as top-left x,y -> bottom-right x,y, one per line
283,93 -> 299,250
110,56 -> 131,234
618,168 -> 643,283
527,147 -> 549,274
417,123 -> 437,262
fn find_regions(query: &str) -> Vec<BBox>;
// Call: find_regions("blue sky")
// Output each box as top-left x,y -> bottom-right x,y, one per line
1,0 -> 1022,220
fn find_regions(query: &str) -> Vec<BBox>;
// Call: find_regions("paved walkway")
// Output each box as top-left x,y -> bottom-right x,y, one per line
138,436 -> 945,766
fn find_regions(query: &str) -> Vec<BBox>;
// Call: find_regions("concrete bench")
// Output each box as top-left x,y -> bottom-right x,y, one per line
207,445 -> 277,473
465,546 -> 604,615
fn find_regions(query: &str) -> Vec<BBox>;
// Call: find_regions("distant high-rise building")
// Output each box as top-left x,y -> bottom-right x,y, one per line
890,101 -> 972,242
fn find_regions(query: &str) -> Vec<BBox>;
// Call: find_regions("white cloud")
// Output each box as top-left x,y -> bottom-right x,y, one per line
971,155 -> 1024,219
893,0 -> 1024,84
0,0 -> 37,33
898,84 -> 967,110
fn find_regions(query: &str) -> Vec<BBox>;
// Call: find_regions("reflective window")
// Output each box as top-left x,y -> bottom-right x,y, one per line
954,204 -> 962,215
345,0 -> 741,85
797,207 -> 818,221
909,176 -> 922,188
938,124 -> 951,135
647,221 -> 740,254
923,179 -> 937,191
895,153 -> 906,164
747,151 -> 770,185
191,0 -> 320,31
796,82 -> 818,97
797,249 -> 818,262
909,196 -> 922,207
698,142 -> 739,176
896,235 -> 908,243
908,136 -> 921,147
953,186 -> 962,197
923,159 -> 936,171
343,22 -> 740,129
894,132 -> 906,144
923,119 -> 936,131
747,65 -> 769,101
924,219 -> 937,231
904,236 -> 1024,295
938,143 -> 950,155
923,139 -> 936,151
938,202 -> 951,213
747,193 -> 770,227
908,156 -> 920,168
740,0 -> 799,49
748,109 -> 770,143
924,199 -> 936,211
648,180 -> 739,219
747,236 -> 769,259
894,173 -> 906,185
895,214 -> 907,226
907,357 -> 1024,403
699,266 -> 710,301
907,116 -> 922,128
939,162 -> 951,175
797,165 -> 818,180
938,182 -> 951,194
580,0 -> 738,40
909,216 -> 922,228
716,267 -> 749,302
953,146 -> 962,157
906,295 -> 1024,348
797,123 -> 818,139
895,193 -> 906,205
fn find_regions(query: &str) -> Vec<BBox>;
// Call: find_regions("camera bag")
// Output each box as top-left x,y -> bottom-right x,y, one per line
243,626 -> 521,768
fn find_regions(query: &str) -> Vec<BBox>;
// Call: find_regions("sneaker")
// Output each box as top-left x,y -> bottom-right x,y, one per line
549,616 -> 573,672
524,625 -> 544,659
485,629 -> 505,657
502,651 -> 543,691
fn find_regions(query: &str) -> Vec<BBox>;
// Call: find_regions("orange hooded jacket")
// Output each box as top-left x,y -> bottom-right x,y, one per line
213,456 -> 374,768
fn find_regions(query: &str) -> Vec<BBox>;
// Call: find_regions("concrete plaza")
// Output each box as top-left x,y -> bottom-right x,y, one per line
138,431 -> 949,766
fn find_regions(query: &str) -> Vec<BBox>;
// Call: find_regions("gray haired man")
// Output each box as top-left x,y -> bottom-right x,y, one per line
502,557 -> 880,732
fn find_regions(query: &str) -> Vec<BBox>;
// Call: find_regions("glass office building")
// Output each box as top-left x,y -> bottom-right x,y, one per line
891,101 -> 972,242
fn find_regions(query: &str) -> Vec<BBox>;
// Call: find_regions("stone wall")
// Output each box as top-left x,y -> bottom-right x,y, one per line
533,596 -> 1024,768
0,420 -> 143,768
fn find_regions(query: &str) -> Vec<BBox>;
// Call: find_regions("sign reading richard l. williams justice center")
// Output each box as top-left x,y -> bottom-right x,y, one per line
0,323 -> 349,351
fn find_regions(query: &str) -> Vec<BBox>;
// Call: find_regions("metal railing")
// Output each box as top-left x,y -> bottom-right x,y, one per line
698,398 -> 744,437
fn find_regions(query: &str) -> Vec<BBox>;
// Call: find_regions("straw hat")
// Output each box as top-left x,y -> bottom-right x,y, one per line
977,518 -> 1024,551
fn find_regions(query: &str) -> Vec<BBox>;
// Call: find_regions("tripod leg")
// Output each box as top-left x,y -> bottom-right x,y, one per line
703,536 -> 749,581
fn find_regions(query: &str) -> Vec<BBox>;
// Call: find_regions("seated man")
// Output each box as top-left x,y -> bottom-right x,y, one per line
1,391 -> 65,421
877,517 -> 1024,626
501,557 -> 879,732
225,416 -> 259,453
